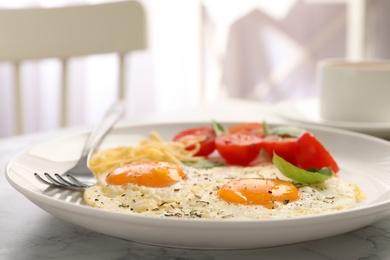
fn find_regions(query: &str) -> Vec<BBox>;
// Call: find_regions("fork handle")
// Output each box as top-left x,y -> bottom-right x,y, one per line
80,100 -> 125,159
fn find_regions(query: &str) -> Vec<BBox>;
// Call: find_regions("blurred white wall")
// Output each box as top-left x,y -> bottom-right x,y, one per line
1,0 -> 388,137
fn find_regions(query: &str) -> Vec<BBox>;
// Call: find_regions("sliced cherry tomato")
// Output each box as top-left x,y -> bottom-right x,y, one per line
215,134 -> 262,166
261,136 -> 298,165
295,132 -> 339,173
228,123 -> 265,138
172,127 -> 216,157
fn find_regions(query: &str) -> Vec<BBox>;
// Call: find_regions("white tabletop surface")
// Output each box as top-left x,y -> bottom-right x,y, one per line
2,98 -> 390,260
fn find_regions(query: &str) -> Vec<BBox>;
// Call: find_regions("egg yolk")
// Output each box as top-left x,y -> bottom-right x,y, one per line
218,178 -> 299,208
106,161 -> 186,187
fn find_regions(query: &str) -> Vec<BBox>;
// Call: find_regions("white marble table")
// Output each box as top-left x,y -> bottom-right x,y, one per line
2,99 -> 390,260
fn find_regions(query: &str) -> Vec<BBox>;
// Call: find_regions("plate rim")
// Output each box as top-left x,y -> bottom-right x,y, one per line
5,120 -> 390,248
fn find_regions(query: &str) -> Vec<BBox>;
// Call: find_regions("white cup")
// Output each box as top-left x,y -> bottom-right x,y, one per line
319,59 -> 390,122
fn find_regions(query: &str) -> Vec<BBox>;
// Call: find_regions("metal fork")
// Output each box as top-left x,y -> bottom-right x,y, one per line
34,101 -> 125,190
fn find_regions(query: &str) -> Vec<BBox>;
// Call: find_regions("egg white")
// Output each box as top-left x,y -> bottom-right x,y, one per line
83,163 -> 364,219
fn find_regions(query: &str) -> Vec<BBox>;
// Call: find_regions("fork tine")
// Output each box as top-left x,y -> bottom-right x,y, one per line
35,173 -> 71,187
44,172 -> 64,186
35,172 -> 89,190
35,172 -> 92,189
66,174 -> 90,187
34,173 -> 52,185
54,173 -> 90,189
54,173 -> 77,186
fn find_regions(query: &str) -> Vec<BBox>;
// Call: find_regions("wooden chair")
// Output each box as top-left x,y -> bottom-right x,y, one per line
0,1 -> 147,134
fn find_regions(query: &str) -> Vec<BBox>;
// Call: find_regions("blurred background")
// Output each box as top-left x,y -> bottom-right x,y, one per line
0,0 -> 388,137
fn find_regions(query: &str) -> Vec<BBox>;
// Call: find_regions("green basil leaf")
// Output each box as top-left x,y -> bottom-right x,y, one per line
272,153 -> 333,184
269,126 -> 305,138
184,160 -> 225,169
212,120 -> 227,136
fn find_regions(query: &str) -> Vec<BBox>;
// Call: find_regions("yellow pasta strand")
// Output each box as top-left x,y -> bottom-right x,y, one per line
89,131 -> 204,175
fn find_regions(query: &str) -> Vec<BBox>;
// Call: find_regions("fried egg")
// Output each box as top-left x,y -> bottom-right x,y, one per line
83,162 -> 364,219
105,161 -> 186,187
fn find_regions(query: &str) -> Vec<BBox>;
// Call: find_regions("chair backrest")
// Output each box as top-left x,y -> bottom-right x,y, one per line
0,1 -> 147,134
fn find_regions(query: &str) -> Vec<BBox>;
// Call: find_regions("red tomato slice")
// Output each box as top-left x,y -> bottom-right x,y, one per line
172,127 -> 216,156
262,136 -> 298,165
228,123 -> 265,138
295,132 -> 339,173
215,134 -> 262,166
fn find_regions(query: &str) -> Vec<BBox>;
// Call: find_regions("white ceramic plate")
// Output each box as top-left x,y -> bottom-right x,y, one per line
6,122 -> 390,249
274,98 -> 390,139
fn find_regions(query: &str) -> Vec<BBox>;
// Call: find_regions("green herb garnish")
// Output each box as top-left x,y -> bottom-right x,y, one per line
263,121 -> 271,137
272,153 -> 333,184
268,126 -> 305,138
212,120 -> 227,136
